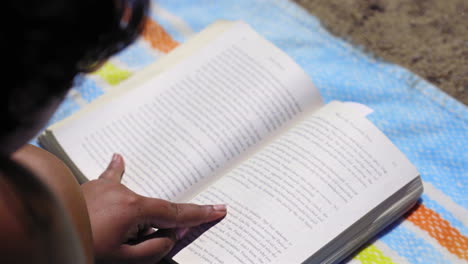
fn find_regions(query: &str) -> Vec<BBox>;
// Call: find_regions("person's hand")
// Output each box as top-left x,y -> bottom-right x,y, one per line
81,154 -> 227,264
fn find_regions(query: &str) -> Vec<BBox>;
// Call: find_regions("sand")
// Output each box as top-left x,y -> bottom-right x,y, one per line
294,0 -> 468,105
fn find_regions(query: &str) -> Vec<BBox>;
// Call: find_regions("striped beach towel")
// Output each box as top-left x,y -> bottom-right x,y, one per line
36,0 -> 467,263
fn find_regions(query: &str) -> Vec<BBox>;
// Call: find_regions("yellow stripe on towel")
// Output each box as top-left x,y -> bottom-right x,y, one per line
354,245 -> 396,264
94,62 -> 132,86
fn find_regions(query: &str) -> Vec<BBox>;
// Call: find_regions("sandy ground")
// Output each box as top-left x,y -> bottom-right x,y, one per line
294,0 -> 468,105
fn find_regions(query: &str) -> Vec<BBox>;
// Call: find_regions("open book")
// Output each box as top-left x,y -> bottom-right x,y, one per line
39,21 -> 423,263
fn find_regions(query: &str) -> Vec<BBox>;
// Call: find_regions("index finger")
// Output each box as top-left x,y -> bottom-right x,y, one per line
141,198 -> 227,229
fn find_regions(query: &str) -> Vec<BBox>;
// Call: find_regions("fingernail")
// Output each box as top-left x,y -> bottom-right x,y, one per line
111,153 -> 123,166
212,204 -> 227,212
176,227 -> 190,240
108,154 -> 123,170
206,204 -> 226,221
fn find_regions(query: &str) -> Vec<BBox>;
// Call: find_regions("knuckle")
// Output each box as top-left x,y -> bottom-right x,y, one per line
168,202 -> 181,225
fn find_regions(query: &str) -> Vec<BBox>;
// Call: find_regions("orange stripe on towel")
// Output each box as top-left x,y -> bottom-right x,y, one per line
142,17 -> 179,53
406,204 -> 468,260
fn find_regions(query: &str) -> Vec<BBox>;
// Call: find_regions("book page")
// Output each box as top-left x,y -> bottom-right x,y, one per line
50,21 -> 323,201
51,21 -> 236,122
173,102 -> 419,263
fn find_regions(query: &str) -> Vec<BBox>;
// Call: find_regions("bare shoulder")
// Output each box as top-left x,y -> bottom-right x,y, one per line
0,157 -> 85,263
11,144 -> 91,225
12,144 -> 77,187
9,145 -> 93,263
0,167 -> 43,263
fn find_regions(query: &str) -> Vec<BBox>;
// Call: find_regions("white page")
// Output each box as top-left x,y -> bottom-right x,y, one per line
52,22 -> 322,201
173,102 -> 419,263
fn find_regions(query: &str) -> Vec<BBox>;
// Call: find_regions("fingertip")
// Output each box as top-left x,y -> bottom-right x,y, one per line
142,200 -> 227,229
212,204 -> 227,212
111,153 -> 124,168
207,204 -> 227,222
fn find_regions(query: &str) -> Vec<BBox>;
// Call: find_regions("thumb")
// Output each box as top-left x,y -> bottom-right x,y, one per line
99,153 -> 125,182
